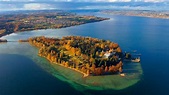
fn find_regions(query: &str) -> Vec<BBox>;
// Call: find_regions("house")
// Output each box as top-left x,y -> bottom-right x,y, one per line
104,52 -> 111,58
103,51 -> 116,58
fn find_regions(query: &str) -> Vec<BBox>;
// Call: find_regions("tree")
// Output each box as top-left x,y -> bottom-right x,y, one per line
65,44 -> 71,50
109,43 -> 114,49
105,66 -> 109,72
87,70 -> 90,75
91,64 -> 96,72
81,67 -> 86,73
95,68 -> 102,75
60,52 -> 64,58
89,58 -> 94,64
86,64 -> 90,69
95,51 -> 99,57
71,47 -> 76,55
113,43 -> 119,49
116,47 -> 122,52
51,56 -> 56,62
47,54 -> 51,60
76,49 -> 81,56
100,43 -> 104,49
65,61 -> 69,67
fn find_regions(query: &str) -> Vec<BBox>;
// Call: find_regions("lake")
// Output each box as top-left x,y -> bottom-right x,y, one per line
0,12 -> 169,95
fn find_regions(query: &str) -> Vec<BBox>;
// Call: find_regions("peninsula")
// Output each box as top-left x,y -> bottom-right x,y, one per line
0,11 -> 109,37
28,36 -> 123,77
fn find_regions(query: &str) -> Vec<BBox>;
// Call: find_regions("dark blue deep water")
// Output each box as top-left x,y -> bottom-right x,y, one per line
0,12 -> 169,95
0,54 -> 82,95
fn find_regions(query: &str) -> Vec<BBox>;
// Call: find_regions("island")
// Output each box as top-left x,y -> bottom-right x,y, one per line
0,10 -> 109,37
28,36 -> 123,77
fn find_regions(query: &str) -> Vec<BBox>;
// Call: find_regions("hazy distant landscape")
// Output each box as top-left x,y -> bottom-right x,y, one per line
101,10 -> 169,19
0,10 -> 108,37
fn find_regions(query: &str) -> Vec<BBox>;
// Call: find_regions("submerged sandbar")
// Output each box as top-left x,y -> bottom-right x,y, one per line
0,37 -> 143,90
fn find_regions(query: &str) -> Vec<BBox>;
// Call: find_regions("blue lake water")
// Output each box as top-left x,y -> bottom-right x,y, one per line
1,12 -> 169,95
0,54 -> 82,95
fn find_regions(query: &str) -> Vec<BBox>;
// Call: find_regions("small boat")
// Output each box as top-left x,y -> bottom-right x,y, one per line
132,50 -> 137,52
132,53 -> 142,56
0,39 -> 7,42
131,57 -> 140,63
120,73 -> 125,77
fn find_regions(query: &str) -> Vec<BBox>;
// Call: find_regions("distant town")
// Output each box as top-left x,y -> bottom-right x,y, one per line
101,10 -> 169,19
0,11 -> 109,37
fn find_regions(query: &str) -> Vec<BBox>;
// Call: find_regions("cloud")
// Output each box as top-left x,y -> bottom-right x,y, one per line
23,3 -> 55,10
0,0 -> 169,11
144,0 -> 165,2
0,0 -> 35,1
0,3 -> 22,11
0,0 -> 168,2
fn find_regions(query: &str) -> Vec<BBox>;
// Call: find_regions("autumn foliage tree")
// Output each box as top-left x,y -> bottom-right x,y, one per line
29,36 -> 123,76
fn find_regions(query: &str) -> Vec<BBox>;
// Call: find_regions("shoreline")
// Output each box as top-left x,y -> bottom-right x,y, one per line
39,54 -> 89,77
0,10 -> 109,38
0,20 -> 107,38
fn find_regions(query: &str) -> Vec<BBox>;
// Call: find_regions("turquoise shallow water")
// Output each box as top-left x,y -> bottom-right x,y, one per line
0,41 -> 142,91
0,12 -> 169,95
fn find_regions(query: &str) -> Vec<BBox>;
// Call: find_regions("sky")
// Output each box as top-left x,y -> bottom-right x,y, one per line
0,0 -> 169,11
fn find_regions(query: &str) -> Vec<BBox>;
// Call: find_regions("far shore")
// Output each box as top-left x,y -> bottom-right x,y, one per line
101,10 -> 169,19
